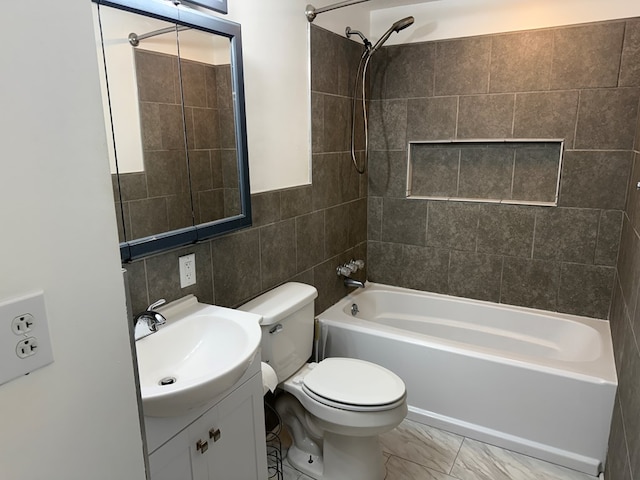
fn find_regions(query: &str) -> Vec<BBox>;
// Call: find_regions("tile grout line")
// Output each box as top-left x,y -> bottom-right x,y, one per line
449,436 -> 467,477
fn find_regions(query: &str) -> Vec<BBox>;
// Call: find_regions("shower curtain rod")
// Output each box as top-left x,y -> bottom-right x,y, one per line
128,25 -> 190,46
305,0 -> 370,22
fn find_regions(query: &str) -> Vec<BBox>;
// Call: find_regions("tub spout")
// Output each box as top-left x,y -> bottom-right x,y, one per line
344,278 -> 365,288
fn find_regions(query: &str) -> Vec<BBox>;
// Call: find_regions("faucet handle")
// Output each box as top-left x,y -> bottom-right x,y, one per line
337,265 -> 353,277
148,299 -> 166,311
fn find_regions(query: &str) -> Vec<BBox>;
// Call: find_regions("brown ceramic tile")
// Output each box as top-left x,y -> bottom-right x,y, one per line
281,186 -> 313,219
196,189 -> 225,223
550,22 -> 625,89
325,203 -> 351,257
513,91 -> 579,146
204,65 -> 217,109
311,25 -> 340,95
311,92 -> 324,153
368,150 -> 407,198
217,108 -> 237,150
168,192 -> 195,228
574,88 -> 640,150
134,50 -> 178,104
312,153 -> 342,210
223,188 -> 241,217
221,150 -> 239,189
191,107 -> 219,149
557,263 -> 614,318
139,103 -> 162,150
371,42 -> 434,99
179,59 -> 207,108
626,153 -> 640,233
458,147 -> 513,199
129,197 -> 168,239
260,219 -> 297,291
369,100 -> 408,151
118,172 -> 148,202
188,150 -> 213,192
399,245 -> 450,294
500,257 -> 559,311
157,103 -> 187,150
477,204 -> 536,257
251,191 -> 281,227
215,65 -> 233,110
296,211 -> 325,272
367,241 -> 404,286
381,198 -> 428,246
323,94 -> 350,153
407,97 -> 458,142
559,150 -> 632,209
448,251 -> 503,302
595,210 -> 623,266
435,37 -> 491,96
511,146 -> 561,203
123,260 -> 149,318
617,217 -> 640,320
368,196 -> 383,241
145,150 -> 189,197
606,397 -> 633,480
339,153 -> 361,204
620,19 -> 640,87
426,201 -> 479,251
349,199 -> 367,246
212,229 -> 261,307
457,94 -> 515,139
490,30 -> 553,93
313,250 -> 356,313
410,146 -> 459,197
533,207 -> 599,264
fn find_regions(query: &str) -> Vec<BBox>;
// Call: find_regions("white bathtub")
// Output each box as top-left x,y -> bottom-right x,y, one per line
317,283 -> 617,476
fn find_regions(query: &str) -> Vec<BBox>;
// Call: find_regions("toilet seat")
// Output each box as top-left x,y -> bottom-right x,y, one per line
300,358 -> 406,412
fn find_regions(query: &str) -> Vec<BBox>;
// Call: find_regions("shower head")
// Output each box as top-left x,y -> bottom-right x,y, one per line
370,16 -> 414,54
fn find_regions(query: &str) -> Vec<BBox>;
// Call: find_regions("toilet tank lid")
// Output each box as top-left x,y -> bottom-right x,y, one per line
238,282 -> 318,326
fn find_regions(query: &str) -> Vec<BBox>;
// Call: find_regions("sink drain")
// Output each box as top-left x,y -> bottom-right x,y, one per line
159,376 -> 177,386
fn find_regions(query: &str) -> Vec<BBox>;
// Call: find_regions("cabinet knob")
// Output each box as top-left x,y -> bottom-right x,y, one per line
209,428 -> 221,442
196,440 -> 209,454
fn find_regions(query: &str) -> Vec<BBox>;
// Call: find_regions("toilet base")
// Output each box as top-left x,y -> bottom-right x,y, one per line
287,432 -> 386,480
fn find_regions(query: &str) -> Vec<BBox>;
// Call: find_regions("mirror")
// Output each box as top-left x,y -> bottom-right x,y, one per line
93,0 -> 251,261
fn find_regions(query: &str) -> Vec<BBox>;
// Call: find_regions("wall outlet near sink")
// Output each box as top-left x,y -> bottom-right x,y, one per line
179,254 -> 196,288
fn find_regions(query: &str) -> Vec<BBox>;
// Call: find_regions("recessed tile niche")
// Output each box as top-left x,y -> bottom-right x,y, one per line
407,140 -> 563,205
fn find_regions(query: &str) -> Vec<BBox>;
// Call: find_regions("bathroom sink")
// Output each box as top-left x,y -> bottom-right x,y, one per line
135,298 -> 262,417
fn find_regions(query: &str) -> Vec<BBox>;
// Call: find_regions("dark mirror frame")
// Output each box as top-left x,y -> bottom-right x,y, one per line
183,0 -> 227,15
94,0 -> 251,262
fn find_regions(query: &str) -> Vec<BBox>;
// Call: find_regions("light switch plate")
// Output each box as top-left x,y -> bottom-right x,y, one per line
0,291 -> 54,386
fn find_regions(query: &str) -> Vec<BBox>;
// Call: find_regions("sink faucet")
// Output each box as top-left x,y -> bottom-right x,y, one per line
134,299 -> 167,335
344,278 -> 365,288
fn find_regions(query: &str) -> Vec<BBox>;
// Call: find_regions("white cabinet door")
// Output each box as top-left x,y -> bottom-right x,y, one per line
189,373 -> 268,480
149,429 -> 195,480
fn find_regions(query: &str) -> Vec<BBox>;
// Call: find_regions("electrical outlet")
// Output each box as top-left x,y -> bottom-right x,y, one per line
11,314 -> 34,335
16,337 -> 38,359
179,253 -> 196,288
0,291 -> 54,386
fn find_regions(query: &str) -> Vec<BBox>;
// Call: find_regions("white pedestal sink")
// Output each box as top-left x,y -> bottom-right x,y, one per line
134,295 -> 262,417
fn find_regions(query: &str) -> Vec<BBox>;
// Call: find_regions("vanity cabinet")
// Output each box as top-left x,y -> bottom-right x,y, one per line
146,358 -> 267,480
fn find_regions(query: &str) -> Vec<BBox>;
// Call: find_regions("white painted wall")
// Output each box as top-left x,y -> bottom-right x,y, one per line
0,1 -> 147,479
371,0 -> 640,44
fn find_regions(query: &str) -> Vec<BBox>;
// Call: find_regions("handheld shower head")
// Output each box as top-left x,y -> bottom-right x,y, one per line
371,16 -> 414,53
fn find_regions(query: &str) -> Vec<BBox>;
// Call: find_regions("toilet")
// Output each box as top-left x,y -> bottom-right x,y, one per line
239,282 -> 407,480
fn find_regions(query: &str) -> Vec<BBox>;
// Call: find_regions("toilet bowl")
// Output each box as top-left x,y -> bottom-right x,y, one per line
239,283 -> 407,480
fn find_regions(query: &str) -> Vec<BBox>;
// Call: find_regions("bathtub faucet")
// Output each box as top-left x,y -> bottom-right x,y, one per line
337,259 -> 366,288
344,278 -> 365,288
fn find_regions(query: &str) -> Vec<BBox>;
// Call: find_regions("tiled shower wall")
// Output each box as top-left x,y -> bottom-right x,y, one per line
367,19 -> 640,320
607,25 -> 640,478
124,26 -> 366,316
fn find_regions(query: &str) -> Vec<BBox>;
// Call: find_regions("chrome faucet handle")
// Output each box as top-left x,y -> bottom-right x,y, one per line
148,299 -> 166,310
337,265 -> 353,277
353,259 -> 365,269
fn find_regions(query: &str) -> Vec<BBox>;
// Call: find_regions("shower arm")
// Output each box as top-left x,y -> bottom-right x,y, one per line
306,0 -> 370,23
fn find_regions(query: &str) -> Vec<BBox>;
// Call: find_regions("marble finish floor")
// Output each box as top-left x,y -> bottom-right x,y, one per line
277,419 -> 597,480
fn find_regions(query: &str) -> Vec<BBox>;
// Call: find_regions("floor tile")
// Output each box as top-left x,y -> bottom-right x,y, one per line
450,438 -> 595,480
385,455 -> 458,480
379,419 -> 464,474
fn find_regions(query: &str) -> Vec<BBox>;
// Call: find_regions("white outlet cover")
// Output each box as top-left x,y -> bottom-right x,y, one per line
179,253 -> 196,288
0,291 -> 54,386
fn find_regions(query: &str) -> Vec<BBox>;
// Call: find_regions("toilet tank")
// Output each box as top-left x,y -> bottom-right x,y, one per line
239,283 -> 318,383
